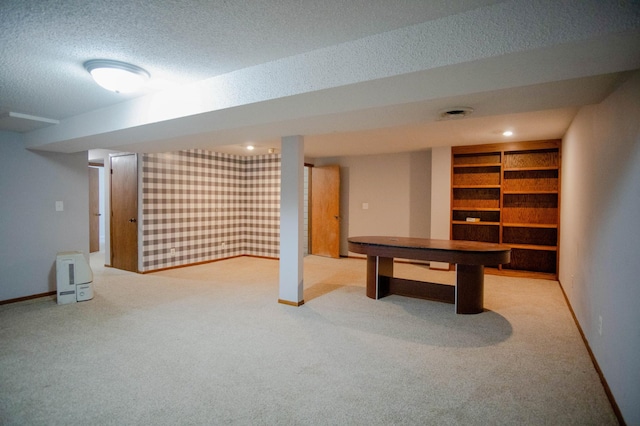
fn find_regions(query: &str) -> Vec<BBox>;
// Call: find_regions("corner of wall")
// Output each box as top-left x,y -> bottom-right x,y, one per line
430,146 -> 451,269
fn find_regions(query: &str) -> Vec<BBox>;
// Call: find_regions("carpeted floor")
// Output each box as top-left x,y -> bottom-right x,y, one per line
0,254 -> 617,425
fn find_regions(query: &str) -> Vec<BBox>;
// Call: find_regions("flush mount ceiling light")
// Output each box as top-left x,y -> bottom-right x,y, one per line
438,106 -> 474,120
84,59 -> 150,93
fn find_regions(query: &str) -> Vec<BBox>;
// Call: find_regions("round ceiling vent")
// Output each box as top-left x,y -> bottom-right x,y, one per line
438,106 -> 474,120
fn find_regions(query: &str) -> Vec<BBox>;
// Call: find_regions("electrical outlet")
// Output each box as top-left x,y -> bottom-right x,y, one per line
598,315 -> 603,336
221,242 -> 226,247
571,275 -> 575,291
170,248 -> 176,256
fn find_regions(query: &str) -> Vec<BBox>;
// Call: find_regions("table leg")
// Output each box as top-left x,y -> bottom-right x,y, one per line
366,255 -> 393,299
455,264 -> 484,314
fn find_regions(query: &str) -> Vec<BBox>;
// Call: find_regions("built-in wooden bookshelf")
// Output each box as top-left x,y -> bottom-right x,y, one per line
451,140 -> 561,279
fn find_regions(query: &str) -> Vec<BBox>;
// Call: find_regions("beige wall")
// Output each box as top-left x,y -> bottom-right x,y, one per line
314,150 -> 431,256
429,146 -> 452,269
560,71 -> 640,424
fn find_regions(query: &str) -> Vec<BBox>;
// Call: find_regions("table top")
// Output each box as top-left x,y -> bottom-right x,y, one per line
347,236 -> 511,265
348,236 -> 510,252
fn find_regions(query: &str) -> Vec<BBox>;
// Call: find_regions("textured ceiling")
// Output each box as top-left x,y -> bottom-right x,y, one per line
1,0 -> 500,121
2,0 -> 640,158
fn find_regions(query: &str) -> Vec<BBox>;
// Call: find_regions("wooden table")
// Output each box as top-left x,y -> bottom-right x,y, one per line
347,236 -> 511,314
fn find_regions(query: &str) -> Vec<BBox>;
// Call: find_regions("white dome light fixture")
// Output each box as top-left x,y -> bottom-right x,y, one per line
84,59 -> 150,93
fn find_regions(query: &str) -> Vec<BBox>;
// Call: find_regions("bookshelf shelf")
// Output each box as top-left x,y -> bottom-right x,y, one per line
452,221 -> 500,226
454,162 -> 502,168
451,140 -> 561,279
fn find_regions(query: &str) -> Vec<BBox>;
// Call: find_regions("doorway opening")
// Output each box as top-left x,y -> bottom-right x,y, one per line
308,164 -> 341,258
88,164 -> 105,253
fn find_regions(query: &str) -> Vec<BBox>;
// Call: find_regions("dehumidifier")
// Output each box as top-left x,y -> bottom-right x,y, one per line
56,251 -> 94,304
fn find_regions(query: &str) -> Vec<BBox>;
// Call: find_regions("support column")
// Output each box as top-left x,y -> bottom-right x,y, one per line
278,135 -> 305,306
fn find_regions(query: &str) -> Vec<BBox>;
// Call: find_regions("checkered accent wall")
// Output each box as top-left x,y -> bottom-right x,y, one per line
141,149 -> 280,271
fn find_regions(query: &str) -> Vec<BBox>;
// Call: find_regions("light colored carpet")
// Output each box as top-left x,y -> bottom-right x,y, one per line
0,254 -> 616,425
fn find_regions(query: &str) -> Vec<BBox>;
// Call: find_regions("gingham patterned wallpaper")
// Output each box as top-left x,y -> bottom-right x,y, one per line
243,154 -> 281,258
141,149 -> 280,272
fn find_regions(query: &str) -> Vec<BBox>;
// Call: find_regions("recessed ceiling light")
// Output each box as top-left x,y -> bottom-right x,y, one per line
502,130 -> 514,137
84,59 -> 150,93
438,106 -> 474,120
246,145 -> 255,151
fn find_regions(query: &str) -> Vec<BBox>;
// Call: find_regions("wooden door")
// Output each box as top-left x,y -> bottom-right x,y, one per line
110,154 -> 138,272
311,165 -> 340,258
89,166 -> 100,253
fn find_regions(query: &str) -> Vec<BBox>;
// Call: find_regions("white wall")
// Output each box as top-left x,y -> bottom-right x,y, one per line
0,132 -> 90,301
560,71 -> 640,424
315,150 -> 431,256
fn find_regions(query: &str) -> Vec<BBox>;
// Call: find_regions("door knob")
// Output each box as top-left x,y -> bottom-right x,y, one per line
129,218 -> 137,223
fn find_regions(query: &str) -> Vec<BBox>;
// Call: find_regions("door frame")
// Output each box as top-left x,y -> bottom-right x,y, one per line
309,164 -> 341,258
109,152 -> 139,272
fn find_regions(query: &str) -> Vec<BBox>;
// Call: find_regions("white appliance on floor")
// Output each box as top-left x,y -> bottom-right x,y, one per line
56,251 -> 94,304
